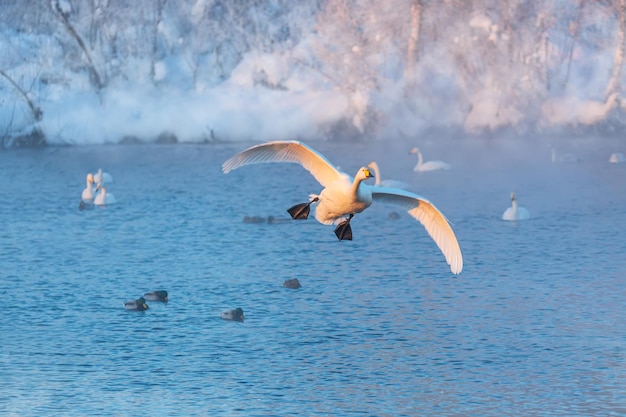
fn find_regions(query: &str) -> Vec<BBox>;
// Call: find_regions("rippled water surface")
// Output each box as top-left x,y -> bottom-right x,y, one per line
1,139 -> 625,416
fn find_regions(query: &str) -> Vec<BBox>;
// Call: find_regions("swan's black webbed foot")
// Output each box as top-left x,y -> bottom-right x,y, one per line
287,202 -> 311,219
334,214 -> 354,241
287,197 -> 319,220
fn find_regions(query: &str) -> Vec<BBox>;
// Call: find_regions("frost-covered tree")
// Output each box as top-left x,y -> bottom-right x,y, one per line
1,0 -> 626,146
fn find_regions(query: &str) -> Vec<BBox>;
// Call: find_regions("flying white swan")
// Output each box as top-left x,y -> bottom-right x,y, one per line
81,173 -> 96,202
609,152 -> 625,163
409,147 -> 451,172
367,161 -> 411,190
502,192 -> 530,221
222,141 -> 463,274
94,185 -> 117,206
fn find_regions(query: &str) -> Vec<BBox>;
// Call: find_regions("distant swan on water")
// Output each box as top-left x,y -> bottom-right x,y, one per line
94,168 -> 113,184
409,147 -> 451,172
222,140 -> 463,274
94,185 -> 116,206
81,173 -> 96,202
502,192 -> 530,221
367,161 -> 411,190
609,152 -> 625,163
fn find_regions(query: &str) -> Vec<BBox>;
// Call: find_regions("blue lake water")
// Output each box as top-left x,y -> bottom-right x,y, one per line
1,139 -> 625,416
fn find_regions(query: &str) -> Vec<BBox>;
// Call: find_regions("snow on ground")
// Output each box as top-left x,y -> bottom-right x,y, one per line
1,1 -> 625,146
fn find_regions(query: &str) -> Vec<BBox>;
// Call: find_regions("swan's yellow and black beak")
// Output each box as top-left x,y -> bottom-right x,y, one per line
364,168 -> 374,179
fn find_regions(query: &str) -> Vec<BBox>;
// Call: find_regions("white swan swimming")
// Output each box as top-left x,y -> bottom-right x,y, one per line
222,141 -> 463,274
502,192 -> 530,221
81,173 -> 96,202
409,147 -> 451,172
94,185 -> 117,206
367,161 -> 411,190
94,168 -> 113,185
609,152 -> 625,163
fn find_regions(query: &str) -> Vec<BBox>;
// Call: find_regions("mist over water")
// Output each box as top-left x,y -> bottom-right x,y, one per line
2,1 -> 626,146
1,138 -> 625,415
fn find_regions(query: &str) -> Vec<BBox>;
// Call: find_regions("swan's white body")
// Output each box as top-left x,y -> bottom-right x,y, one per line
502,193 -> 530,221
223,141 -> 463,274
609,152 -> 625,163
94,186 -> 116,206
410,147 -> 451,172
81,173 -> 96,202
367,161 -> 411,190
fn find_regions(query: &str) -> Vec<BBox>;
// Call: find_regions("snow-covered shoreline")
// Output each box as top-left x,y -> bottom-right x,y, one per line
2,1 -> 626,147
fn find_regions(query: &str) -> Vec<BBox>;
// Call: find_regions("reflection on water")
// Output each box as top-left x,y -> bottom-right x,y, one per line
0,140 -> 625,416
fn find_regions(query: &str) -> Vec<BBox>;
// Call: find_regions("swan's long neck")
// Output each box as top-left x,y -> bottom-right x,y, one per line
351,175 -> 367,199
511,197 -> 518,212
368,162 -> 381,185
416,150 -> 423,166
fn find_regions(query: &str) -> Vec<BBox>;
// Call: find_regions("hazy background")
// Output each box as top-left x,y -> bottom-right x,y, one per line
2,0 -> 626,147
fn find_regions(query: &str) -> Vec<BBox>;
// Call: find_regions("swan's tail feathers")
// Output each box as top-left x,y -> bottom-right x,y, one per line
287,202 -> 311,220
334,214 -> 354,240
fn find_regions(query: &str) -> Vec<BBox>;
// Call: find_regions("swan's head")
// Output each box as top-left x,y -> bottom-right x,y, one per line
510,192 -> 517,201
356,167 -> 374,181
87,173 -> 94,183
409,147 -> 420,155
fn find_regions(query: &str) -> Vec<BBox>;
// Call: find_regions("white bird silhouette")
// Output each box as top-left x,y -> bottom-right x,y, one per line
223,141 -> 463,274
93,168 -> 113,185
81,173 -> 96,202
94,185 -> 116,206
367,161 -> 411,190
609,152 -> 625,163
409,147 -> 451,172
502,192 -> 530,221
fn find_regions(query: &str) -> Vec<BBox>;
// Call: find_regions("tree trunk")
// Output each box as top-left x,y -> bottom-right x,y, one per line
53,1 -> 104,90
0,70 -> 42,121
150,0 -> 166,83
605,0 -> 625,98
404,0 -> 422,84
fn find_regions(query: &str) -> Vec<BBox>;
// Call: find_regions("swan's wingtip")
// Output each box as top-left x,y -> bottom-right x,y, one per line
450,263 -> 463,275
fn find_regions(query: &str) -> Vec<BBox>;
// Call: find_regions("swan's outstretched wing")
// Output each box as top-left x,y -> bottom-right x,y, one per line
222,141 -> 343,187
371,187 -> 463,274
